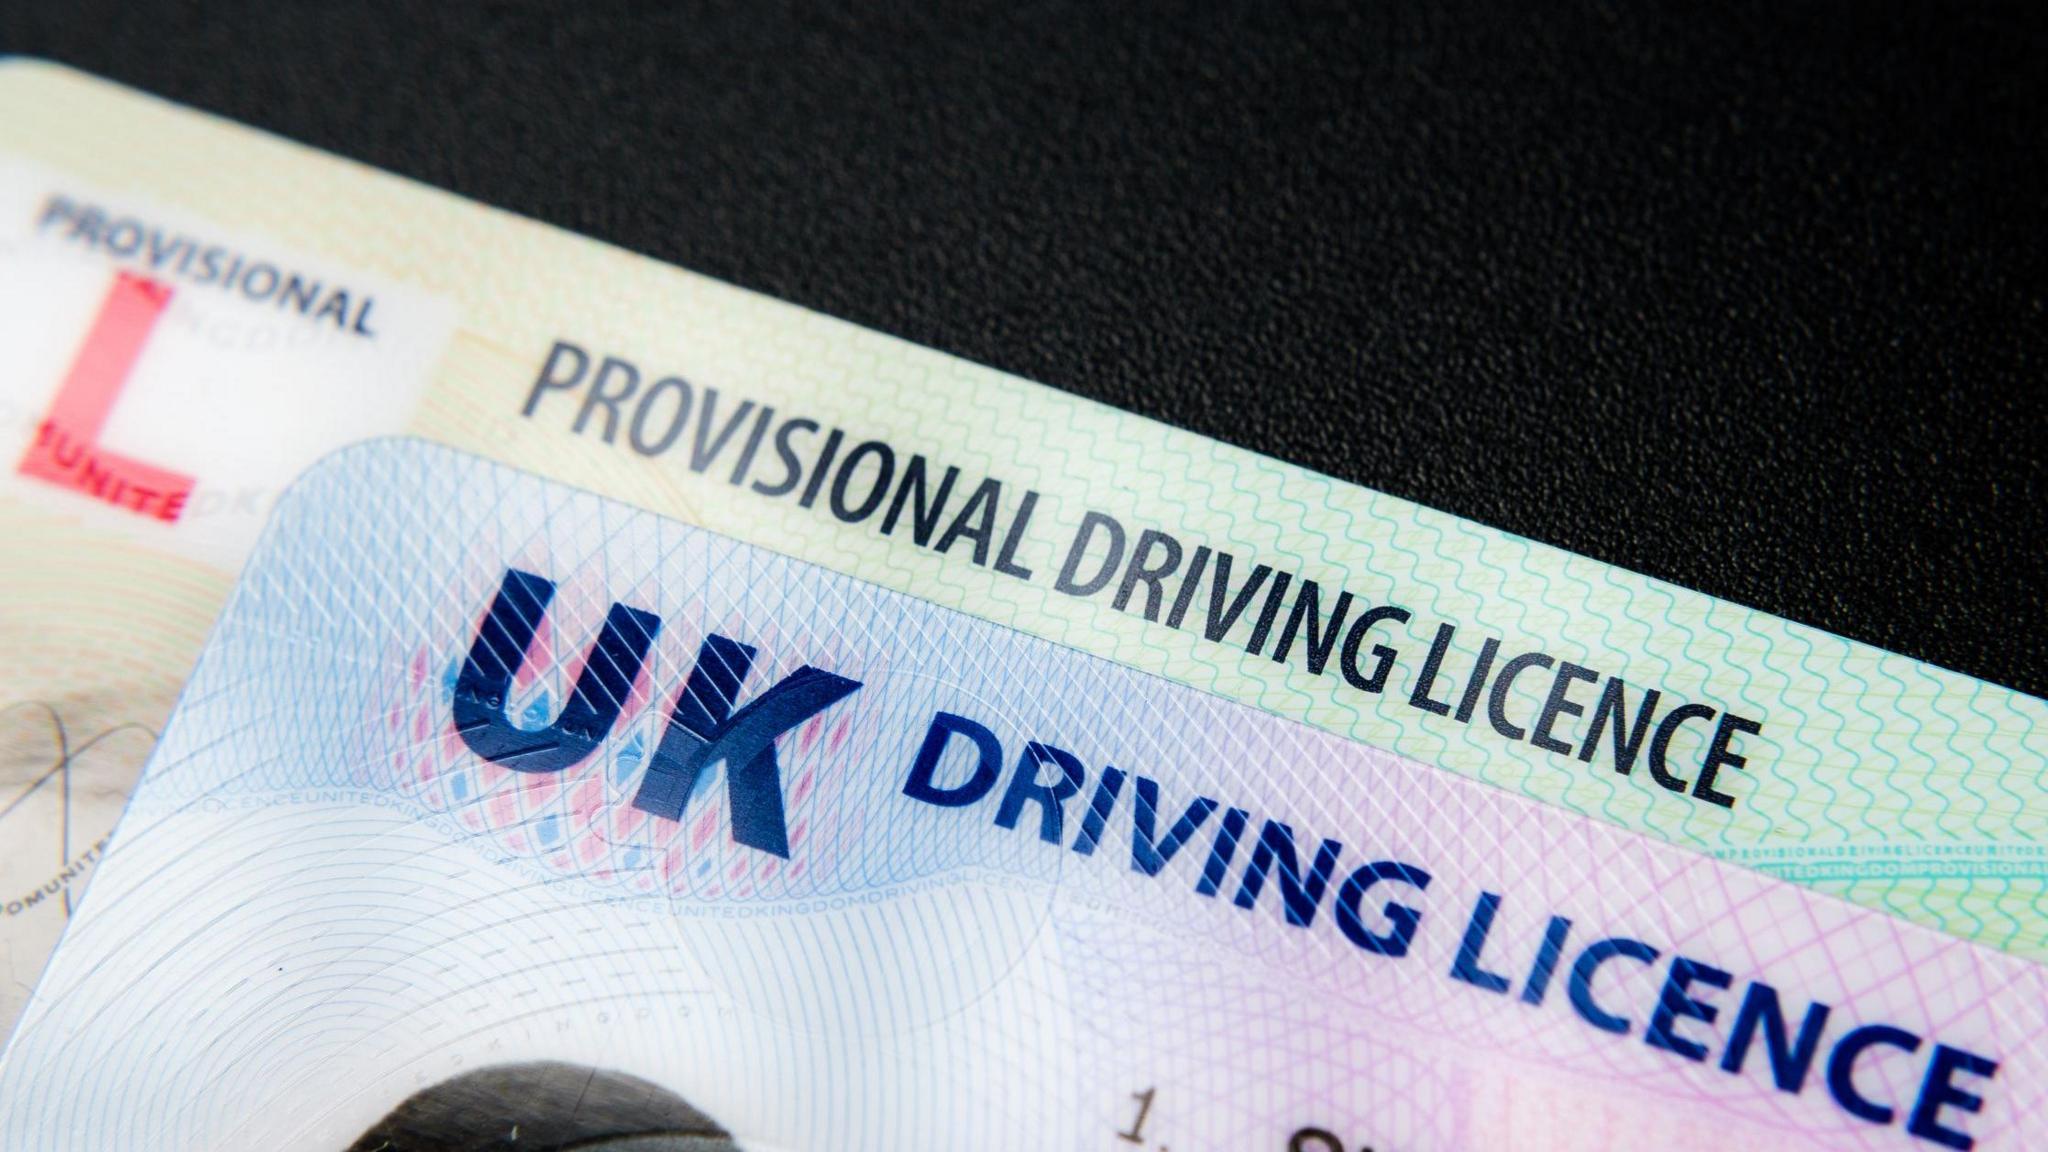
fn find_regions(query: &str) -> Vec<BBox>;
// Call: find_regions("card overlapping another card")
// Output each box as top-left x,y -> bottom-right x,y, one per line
1,440 -> 2038,1152
2,61 -> 2044,1044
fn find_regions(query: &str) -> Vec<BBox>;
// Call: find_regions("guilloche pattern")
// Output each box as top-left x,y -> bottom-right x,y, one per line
0,441 -> 2040,1151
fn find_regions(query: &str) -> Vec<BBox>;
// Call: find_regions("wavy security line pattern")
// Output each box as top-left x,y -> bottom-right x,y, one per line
0,63 -> 2042,963
0,508 -> 223,1021
845,377 -> 2048,951
7,439 -> 2047,1151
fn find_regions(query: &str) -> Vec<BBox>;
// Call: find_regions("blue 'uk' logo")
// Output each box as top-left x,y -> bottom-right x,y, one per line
450,568 -> 862,858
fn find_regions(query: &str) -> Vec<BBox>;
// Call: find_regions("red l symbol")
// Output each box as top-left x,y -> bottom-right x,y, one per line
17,271 -> 195,522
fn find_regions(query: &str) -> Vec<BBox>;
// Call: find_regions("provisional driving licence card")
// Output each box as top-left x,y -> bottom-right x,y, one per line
2,440 -> 2039,1151
0,55 -> 2041,1046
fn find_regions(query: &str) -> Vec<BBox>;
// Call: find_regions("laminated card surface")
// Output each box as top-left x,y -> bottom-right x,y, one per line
0,440 -> 2039,1152
0,62 -> 2043,1039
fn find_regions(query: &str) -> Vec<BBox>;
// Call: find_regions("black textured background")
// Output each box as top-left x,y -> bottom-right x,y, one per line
3,1 -> 2042,697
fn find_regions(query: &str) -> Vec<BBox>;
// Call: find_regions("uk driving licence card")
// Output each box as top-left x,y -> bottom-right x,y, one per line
0,440 -> 2039,1152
